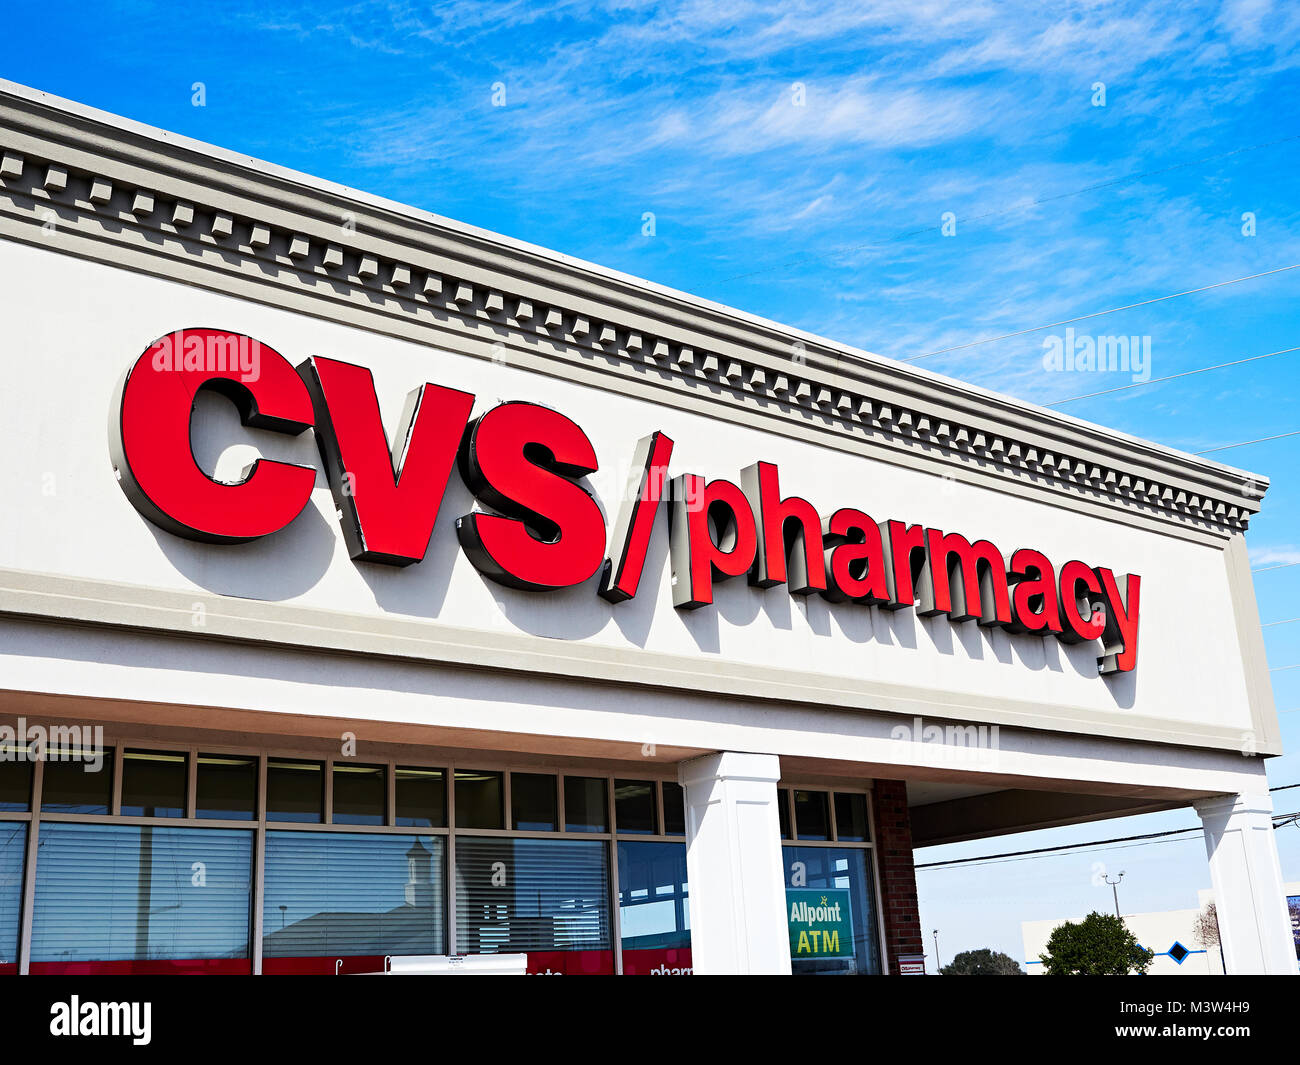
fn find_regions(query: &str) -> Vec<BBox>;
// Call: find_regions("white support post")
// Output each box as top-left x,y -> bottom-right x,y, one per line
1193,791 -> 1297,975
679,751 -> 791,975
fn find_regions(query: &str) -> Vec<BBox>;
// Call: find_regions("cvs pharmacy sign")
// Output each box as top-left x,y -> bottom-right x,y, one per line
109,329 -> 1141,675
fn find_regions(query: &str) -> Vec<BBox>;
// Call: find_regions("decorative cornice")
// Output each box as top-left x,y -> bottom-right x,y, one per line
0,80 -> 1268,544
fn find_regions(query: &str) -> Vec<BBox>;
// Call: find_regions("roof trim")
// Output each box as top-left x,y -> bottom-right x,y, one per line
0,78 -> 1268,540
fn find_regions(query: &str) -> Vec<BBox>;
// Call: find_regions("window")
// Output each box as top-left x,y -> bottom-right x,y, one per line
262,831 -> 445,974
794,789 -> 831,841
834,792 -> 870,842
120,750 -> 186,818
332,763 -> 385,826
618,840 -> 690,974
266,760 -> 323,823
0,825 -> 24,972
30,823 -> 253,973
614,780 -> 656,834
778,788 -> 792,839
395,767 -> 445,828
455,836 -> 612,972
0,752 -> 32,812
6,743 -> 885,976
196,753 -> 257,821
662,781 -> 686,836
563,777 -> 607,833
41,752 -> 113,815
455,770 -> 503,830
782,845 -> 880,975
511,773 -> 557,832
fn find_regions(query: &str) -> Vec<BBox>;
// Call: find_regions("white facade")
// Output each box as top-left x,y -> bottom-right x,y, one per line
0,80 -> 1293,974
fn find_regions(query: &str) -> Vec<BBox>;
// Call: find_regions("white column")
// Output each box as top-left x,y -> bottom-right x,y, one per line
678,751 -> 791,975
1193,791 -> 1296,975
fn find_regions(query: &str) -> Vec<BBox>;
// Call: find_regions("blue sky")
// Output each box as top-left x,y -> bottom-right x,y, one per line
4,0 -> 1300,968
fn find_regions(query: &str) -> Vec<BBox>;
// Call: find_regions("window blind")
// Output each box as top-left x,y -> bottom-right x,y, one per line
455,837 -> 609,955
0,824 -> 25,965
30,822 -> 252,962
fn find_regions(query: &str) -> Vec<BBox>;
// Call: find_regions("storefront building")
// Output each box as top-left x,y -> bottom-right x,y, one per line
0,80 -> 1293,975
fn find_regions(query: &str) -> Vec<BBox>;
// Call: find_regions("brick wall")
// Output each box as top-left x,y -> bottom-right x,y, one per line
872,778 -> 924,975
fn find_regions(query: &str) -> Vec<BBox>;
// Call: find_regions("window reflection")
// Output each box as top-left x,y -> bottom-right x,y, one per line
783,845 -> 880,975
455,837 -> 610,966
618,840 -> 690,973
0,825 -> 24,971
30,823 -> 252,972
262,831 -> 444,967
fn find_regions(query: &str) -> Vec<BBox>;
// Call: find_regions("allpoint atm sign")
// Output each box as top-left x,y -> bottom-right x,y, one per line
787,889 -> 854,959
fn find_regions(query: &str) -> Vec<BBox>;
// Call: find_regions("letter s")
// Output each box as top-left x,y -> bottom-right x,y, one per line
455,401 -> 605,590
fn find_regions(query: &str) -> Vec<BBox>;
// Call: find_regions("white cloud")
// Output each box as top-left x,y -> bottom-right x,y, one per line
1249,547 -> 1300,568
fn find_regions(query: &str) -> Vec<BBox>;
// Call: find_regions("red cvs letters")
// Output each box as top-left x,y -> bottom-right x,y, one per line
301,356 -> 474,565
110,329 -> 1141,675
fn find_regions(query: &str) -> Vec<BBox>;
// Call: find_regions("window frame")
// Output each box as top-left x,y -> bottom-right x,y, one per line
0,730 -> 885,975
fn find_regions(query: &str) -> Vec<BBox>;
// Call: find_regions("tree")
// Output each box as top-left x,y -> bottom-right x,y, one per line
1193,901 -> 1225,972
1039,911 -> 1154,975
941,948 -> 1024,975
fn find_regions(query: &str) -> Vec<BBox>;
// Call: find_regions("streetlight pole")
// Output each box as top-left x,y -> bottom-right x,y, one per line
932,929 -> 940,974
1102,871 -> 1125,917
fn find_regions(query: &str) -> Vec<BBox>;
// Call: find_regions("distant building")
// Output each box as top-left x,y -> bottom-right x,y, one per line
1022,881 -> 1300,974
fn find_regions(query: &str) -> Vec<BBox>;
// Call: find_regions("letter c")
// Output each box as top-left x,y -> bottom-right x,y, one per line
109,329 -> 316,542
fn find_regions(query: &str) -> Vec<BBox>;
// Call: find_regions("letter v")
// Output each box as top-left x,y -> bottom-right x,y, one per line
300,357 -> 475,565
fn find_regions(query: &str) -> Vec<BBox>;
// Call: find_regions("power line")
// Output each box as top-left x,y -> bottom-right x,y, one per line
917,783 -> 1300,867
918,804 -> 1300,870
1195,429 -> 1300,455
721,133 -> 1300,285
906,264 -> 1300,362
916,826 -> 1205,870
1263,617 -> 1300,628
1043,345 -> 1300,407
923,832 -> 1203,872
1253,561 -> 1300,574
1270,663 -> 1300,673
